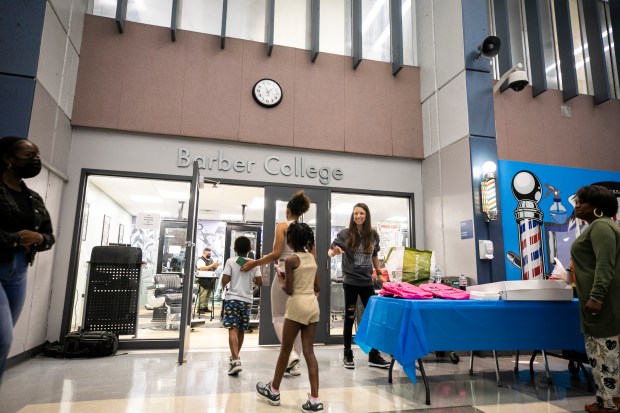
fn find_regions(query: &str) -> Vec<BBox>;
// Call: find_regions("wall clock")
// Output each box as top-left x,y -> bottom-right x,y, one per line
252,78 -> 283,108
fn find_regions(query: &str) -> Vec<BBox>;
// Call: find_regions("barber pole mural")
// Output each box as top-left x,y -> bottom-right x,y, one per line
511,171 -> 545,280
500,160 -> 620,281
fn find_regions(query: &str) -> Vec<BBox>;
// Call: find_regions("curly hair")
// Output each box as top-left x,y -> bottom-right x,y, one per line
576,185 -> 619,218
287,190 -> 311,217
345,203 -> 378,254
234,236 -> 252,255
286,222 -> 315,252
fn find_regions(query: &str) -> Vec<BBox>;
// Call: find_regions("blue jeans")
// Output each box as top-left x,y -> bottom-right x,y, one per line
0,250 -> 28,381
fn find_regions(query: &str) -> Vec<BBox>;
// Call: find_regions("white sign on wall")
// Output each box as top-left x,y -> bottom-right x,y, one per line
136,213 -> 161,230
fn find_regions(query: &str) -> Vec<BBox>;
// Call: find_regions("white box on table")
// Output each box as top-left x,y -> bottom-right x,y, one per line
467,280 -> 573,301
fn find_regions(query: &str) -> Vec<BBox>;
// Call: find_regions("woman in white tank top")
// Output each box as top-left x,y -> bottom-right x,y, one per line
241,190 -> 311,375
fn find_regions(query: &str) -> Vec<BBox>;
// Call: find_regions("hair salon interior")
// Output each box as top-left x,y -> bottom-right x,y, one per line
2,0 -> 620,412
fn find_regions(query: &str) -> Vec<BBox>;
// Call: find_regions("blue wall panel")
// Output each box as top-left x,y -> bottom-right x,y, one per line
470,136 -> 506,284
0,0 -> 46,77
0,75 -> 36,138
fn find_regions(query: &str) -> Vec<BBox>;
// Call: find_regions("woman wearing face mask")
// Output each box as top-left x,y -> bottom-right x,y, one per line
0,136 -> 55,382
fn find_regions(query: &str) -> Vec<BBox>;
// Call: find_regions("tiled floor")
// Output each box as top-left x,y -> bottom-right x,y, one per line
0,338 -> 595,413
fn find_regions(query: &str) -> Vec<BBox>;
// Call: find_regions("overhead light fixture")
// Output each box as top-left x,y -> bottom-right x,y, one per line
249,197 -> 264,209
481,161 -> 498,222
143,209 -> 170,217
221,214 -> 242,221
159,190 -> 190,200
131,195 -> 162,203
493,63 -> 529,94
476,36 -> 501,59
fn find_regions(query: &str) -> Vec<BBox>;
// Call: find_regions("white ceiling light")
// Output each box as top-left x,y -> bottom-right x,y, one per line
144,209 -> 171,217
249,197 -> 264,209
131,195 -> 162,203
159,190 -> 190,200
332,203 -> 355,215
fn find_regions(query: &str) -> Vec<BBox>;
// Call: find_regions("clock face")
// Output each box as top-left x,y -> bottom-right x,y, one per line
252,78 -> 283,108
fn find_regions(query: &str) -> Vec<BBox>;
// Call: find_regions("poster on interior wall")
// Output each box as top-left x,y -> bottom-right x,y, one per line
82,203 -> 90,241
498,160 -> 620,281
377,222 -> 406,260
101,215 -> 111,246
196,220 -> 227,266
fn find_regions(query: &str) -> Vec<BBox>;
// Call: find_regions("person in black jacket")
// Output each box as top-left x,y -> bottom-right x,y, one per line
0,136 -> 55,382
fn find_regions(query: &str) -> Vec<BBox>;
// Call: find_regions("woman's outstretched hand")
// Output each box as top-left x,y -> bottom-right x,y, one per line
328,246 -> 343,257
241,260 -> 257,272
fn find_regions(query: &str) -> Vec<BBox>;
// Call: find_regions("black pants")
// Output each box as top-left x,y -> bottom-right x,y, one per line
343,283 -> 376,351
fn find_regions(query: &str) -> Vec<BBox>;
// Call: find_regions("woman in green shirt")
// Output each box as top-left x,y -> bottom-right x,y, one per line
570,185 -> 620,413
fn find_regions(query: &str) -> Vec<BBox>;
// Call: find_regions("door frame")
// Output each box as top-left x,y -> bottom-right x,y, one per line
224,223 -> 263,263
178,161 -> 202,363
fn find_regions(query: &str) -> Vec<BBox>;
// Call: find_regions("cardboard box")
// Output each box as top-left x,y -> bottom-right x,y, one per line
467,280 -> 573,301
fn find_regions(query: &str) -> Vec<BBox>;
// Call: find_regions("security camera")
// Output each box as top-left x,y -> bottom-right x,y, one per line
507,70 -> 529,91
492,63 -> 529,94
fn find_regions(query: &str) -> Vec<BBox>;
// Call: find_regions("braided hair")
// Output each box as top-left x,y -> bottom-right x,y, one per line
286,222 -> 315,253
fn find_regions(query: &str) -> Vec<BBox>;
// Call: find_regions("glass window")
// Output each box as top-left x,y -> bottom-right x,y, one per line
89,0 -> 417,67
362,0 -> 391,62
402,0 -> 416,66
226,0 -> 268,43
540,0 -> 559,90
600,2 -> 619,99
320,0 -> 349,56
92,0 -> 173,28
492,0 -> 619,97
569,0 -> 589,94
508,0 -> 527,74
92,0 -> 116,19
274,0 -> 308,49
179,0 -> 223,36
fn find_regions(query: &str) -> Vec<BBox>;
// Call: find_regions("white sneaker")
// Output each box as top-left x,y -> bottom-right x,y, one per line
288,362 -> 301,376
228,358 -> 242,375
284,358 -> 301,376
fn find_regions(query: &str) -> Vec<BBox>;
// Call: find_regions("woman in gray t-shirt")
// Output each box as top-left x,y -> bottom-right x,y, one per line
329,203 -> 390,370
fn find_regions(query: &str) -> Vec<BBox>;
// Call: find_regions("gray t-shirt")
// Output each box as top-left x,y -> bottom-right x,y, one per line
331,228 -> 380,287
223,256 -> 261,304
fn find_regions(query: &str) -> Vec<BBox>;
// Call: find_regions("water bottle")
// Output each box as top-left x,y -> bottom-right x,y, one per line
434,264 -> 443,284
459,274 -> 467,290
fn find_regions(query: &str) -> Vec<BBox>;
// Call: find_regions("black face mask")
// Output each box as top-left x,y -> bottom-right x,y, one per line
14,158 -> 42,179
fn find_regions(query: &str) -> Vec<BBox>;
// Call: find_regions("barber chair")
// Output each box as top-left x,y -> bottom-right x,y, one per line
153,273 -> 183,329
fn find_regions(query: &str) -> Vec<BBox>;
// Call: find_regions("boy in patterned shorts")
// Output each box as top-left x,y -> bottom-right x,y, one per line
221,236 -> 262,375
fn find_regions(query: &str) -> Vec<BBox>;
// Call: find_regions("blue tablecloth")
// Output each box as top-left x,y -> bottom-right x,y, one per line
354,296 -> 585,383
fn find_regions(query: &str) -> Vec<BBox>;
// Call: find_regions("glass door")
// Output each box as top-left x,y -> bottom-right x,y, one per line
259,187 -> 329,345
178,161 -> 201,364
